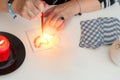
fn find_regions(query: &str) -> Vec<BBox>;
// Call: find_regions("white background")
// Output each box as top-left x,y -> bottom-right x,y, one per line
0,2 -> 120,80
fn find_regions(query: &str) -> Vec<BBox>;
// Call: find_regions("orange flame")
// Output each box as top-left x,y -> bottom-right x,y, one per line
34,33 -> 59,49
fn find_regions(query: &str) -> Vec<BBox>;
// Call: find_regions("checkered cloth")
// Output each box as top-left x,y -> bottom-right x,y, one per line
79,17 -> 120,49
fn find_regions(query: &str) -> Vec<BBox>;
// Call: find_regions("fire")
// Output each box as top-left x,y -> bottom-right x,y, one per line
34,33 -> 59,49
0,40 -> 5,46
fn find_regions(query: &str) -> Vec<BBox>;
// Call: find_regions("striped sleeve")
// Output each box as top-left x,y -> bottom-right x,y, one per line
98,0 -> 117,9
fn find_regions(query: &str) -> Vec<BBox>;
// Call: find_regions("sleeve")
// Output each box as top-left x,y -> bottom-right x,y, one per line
98,0 -> 116,9
44,0 -> 69,5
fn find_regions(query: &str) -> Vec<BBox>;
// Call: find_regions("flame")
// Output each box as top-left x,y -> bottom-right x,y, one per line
34,33 -> 59,49
0,40 -> 5,46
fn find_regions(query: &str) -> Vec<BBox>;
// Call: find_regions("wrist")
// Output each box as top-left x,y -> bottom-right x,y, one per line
9,0 -> 14,3
74,0 -> 82,15
9,0 -> 15,12
11,0 -> 17,14
8,0 -> 17,18
70,0 -> 81,15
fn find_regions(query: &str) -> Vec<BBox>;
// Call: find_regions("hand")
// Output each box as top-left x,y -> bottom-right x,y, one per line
44,0 -> 80,31
11,0 -> 48,20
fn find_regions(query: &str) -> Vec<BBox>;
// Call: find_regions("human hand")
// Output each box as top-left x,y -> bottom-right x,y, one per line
11,0 -> 48,20
44,0 -> 80,31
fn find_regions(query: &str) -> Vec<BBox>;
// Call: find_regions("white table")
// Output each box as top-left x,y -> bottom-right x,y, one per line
0,2 -> 120,80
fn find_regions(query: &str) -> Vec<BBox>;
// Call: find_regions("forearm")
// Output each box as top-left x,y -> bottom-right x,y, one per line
0,0 -> 15,13
73,0 -> 101,13
0,0 -> 8,12
80,0 -> 101,13
71,0 -> 116,13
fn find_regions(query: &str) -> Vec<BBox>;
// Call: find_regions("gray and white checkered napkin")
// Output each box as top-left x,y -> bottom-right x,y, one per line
79,17 -> 120,49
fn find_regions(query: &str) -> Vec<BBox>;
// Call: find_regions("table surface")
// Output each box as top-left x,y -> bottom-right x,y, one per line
0,3 -> 120,80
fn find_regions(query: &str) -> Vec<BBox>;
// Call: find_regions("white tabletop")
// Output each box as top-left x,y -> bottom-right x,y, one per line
0,2 -> 120,80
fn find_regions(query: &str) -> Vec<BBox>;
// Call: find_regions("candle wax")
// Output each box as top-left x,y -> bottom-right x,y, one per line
0,35 -> 10,62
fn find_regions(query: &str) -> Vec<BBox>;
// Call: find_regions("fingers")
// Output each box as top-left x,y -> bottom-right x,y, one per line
34,0 -> 44,11
28,0 -> 43,19
19,0 -> 46,20
41,1 -> 49,8
56,17 -> 66,31
45,16 -> 66,31
45,8 -> 66,31
28,0 -> 44,19
44,7 -> 55,17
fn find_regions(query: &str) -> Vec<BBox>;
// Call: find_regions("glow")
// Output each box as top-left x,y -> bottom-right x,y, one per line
0,40 -> 5,46
34,33 -> 59,49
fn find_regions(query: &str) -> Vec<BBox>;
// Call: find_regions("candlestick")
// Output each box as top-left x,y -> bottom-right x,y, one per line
0,35 -> 10,62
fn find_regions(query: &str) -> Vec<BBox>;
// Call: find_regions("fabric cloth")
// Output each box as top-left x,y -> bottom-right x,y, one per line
98,0 -> 116,8
79,17 -> 120,49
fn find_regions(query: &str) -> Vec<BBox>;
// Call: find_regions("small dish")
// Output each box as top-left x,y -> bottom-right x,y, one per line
0,32 -> 26,75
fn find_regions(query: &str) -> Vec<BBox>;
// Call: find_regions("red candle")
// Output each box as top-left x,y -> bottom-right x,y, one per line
0,35 -> 10,62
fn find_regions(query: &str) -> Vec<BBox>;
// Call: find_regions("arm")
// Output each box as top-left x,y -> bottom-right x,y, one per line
71,0 -> 101,13
0,0 -> 47,20
12,0 -> 47,20
44,0 -> 101,31
44,0 -> 116,31
72,0 -> 116,13
0,0 -> 8,12
79,0 -> 101,13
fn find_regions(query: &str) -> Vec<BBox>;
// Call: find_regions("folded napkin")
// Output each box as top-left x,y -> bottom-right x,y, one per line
79,17 -> 120,49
